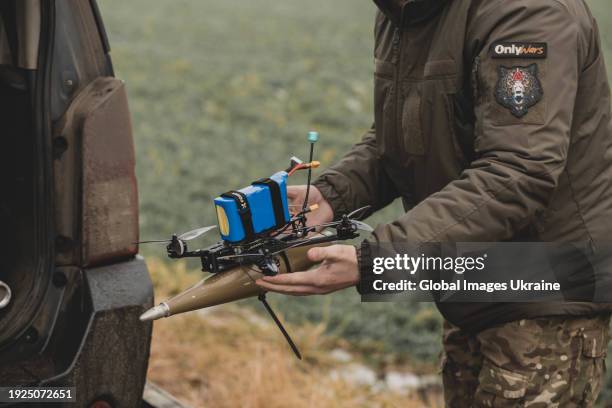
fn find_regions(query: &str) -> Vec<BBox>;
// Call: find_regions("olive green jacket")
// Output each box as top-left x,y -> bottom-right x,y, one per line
313,0 -> 612,330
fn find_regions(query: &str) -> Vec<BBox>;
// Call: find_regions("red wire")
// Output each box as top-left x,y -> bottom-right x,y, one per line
288,163 -> 308,177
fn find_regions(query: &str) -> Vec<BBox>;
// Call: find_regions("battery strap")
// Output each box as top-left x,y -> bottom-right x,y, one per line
221,190 -> 256,241
252,178 -> 285,229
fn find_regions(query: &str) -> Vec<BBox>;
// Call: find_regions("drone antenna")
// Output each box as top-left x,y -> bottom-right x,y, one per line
302,131 -> 318,217
258,293 -> 302,359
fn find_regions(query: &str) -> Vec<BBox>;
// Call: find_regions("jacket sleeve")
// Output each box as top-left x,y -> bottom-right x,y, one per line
367,1 -> 584,248
313,125 -> 399,218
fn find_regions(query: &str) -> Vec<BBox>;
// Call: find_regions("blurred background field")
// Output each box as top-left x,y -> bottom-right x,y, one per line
99,0 -> 612,406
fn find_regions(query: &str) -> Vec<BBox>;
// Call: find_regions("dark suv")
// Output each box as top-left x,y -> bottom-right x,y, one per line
0,1 -> 153,406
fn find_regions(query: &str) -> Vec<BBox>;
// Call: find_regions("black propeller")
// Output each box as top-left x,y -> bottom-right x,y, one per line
314,205 -> 374,233
347,205 -> 372,220
178,225 -> 217,241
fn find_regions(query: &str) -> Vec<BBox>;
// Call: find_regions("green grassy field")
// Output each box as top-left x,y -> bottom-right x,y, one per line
100,0 -> 612,401
103,0 -> 380,239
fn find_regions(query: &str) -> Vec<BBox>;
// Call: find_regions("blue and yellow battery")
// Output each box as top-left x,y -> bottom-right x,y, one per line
214,171 -> 290,243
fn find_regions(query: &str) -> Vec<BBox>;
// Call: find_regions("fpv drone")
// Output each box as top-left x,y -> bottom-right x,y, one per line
140,131 -> 373,276
139,132 -> 373,359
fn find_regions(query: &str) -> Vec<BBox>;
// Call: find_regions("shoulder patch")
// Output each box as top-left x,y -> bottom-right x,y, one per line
491,42 -> 547,59
495,64 -> 543,118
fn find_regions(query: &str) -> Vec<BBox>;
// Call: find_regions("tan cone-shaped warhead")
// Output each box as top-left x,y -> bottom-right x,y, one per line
140,243 -> 325,321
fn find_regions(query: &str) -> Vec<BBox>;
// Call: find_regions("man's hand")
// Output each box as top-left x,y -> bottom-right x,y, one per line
256,245 -> 359,295
287,185 -> 334,227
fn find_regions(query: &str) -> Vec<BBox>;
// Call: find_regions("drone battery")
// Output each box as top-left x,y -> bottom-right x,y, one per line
214,171 -> 290,243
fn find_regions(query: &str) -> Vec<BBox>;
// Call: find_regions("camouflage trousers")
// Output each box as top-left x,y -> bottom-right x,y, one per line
441,314 -> 610,407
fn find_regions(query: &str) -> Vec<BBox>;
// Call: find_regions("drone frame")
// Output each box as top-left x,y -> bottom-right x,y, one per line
163,137 -> 370,277
141,134 -> 373,359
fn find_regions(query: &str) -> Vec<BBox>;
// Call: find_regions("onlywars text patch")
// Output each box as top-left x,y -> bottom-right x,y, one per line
491,42 -> 547,59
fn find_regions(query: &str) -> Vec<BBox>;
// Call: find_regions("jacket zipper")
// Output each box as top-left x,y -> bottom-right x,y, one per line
392,27 -> 402,141
391,27 -> 401,64
471,55 -> 481,103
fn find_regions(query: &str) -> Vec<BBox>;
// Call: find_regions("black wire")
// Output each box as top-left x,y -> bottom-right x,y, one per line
239,263 -> 302,359
301,143 -> 315,216
258,293 -> 302,360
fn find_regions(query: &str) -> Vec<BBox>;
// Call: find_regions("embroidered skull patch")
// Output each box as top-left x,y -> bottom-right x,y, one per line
495,64 -> 543,118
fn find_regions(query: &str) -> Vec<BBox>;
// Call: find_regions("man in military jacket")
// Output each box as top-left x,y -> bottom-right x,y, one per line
257,0 -> 612,405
